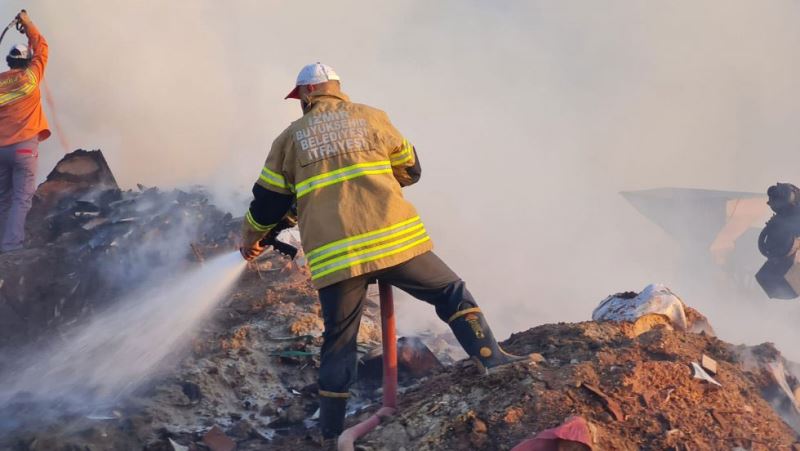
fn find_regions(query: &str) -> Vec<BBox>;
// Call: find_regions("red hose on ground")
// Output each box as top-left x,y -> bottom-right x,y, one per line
338,281 -> 398,451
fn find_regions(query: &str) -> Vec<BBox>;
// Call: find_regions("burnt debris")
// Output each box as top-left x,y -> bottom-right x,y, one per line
0,149 -> 239,350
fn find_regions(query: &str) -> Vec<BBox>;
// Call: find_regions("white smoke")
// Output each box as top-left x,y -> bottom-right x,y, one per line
1,1 -> 799,357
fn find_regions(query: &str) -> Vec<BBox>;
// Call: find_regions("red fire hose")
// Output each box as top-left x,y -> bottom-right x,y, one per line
42,79 -> 71,154
337,281 -> 398,451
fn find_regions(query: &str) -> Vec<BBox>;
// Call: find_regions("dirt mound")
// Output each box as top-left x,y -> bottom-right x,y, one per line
3,151 -> 800,451
4,250 -> 800,451
328,321 -> 800,451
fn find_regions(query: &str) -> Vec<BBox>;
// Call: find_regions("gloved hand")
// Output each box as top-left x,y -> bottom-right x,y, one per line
240,221 -> 268,261
15,10 -> 29,33
240,240 -> 265,261
16,9 -> 31,31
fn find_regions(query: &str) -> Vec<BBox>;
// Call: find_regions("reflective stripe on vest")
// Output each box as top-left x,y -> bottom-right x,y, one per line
0,69 -> 37,107
390,139 -> 414,166
259,166 -> 289,190
308,216 -> 430,280
295,160 -> 392,199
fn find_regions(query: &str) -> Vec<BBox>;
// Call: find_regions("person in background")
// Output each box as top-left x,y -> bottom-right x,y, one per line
0,10 -> 50,253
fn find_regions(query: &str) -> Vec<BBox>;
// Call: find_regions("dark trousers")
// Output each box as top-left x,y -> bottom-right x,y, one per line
317,251 -> 477,395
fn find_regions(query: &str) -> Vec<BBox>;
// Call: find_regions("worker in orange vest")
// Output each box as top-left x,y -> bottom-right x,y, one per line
240,63 -> 528,446
0,10 -> 50,253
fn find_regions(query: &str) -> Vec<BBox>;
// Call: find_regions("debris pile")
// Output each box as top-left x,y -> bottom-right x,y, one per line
0,245 -> 385,451
0,150 -> 386,451
0,149 -> 238,349
1,151 -> 800,450
337,319 -> 800,450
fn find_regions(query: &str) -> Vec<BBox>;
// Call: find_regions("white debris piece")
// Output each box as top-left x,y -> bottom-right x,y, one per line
691,362 -> 722,386
592,283 -> 689,330
254,426 -> 276,441
169,438 -> 189,451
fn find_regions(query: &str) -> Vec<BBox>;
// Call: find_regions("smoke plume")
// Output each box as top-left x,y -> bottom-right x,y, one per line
3,1 -> 800,357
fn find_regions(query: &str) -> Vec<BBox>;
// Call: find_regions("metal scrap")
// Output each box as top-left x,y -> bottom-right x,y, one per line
691,362 -> 722,386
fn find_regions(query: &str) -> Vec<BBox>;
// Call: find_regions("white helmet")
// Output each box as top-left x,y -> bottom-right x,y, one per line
285,62 -> 341,99
7,43 -> 31,60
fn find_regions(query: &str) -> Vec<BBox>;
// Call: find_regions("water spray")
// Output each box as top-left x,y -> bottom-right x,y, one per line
0,251 -> 247,407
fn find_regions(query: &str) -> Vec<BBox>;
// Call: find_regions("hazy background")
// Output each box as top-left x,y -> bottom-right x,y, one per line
2,1 -> 800,356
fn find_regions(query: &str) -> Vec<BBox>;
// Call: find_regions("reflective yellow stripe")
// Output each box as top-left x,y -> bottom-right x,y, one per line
297,161 -> 390,188
245,210 -> 275,233
25,69 -> 37,85
259,166 -> 288,190
319,390 -> 350,398
295,161 -> 392,198
308,223 -> 424,266
297,168 -> 392,198
307,216 -> 421,260
392,139 -> 412,155
310,228 -> 430,279
391,139 -> 414,166
310,228 -> 428,271
392,153 -> 413,166
0,78 -> 36,106
311,235 -> 431,280
448,307 -> 482,323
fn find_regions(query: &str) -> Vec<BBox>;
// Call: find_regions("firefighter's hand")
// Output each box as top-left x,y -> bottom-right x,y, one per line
240,241 -> 266,261
16,10 -> 30,25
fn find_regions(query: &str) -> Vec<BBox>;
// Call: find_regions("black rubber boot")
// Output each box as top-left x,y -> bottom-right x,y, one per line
448,308 -> 529,374
319,395 -> 347,440
318,437 -> 338,450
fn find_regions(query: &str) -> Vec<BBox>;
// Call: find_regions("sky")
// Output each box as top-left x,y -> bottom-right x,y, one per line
3,0 -> 800,357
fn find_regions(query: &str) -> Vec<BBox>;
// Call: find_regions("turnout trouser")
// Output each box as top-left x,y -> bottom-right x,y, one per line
316,251 -> 477,437
0,138 -> 38,252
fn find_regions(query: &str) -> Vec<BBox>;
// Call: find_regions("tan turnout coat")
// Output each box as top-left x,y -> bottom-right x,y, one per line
254,91 -> 433,288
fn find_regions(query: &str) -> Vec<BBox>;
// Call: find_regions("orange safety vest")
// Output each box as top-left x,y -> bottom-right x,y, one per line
0,22 -> 50,147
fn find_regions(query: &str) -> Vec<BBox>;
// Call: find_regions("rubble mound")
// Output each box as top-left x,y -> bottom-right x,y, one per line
0,256 -> 383,451
0,150 -> 384,451
0,150 -> 238,350
3,151 -> 800,450
332,321 -> 800,451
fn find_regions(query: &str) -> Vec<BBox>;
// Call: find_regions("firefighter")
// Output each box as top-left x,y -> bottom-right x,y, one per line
240,63 -> 527,445
0,10 -> 49,253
